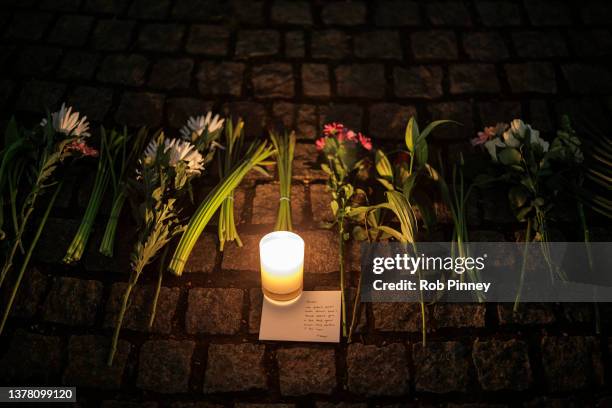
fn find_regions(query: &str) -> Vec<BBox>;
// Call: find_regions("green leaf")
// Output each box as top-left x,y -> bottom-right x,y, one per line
376,225 -> 406,242
508,185 -> 529,210
4,117 -> 19,146
405,117 -> 419,153
375,149 -> 393,179
330,200 -> 339,216
498,148 -> 522,166
377,177 -> 395,191
418,120 -> 460,143
416,140 -> 428,166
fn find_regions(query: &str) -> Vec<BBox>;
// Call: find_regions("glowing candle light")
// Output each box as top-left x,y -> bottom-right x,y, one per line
259,231 -> 304,303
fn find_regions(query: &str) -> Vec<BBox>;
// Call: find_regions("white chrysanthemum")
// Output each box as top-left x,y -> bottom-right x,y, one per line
179,112 -> 224,140
143,139 -> 160,164
164,139 -> 205,175
40,103 -> 90,137
529,127 -> 549,152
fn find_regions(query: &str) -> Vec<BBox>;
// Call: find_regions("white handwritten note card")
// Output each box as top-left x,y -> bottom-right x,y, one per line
259,291 -> 341,343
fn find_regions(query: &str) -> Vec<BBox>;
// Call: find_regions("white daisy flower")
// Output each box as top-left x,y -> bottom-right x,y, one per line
179,112 -> 224,140
164,138 -> 205,175
143,139 -> 161,165
40,103 -> 90,137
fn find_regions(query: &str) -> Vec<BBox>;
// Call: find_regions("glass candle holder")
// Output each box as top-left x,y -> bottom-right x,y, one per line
259,231 -> 304,303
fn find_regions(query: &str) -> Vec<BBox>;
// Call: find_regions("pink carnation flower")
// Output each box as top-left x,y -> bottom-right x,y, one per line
345,130 -> 357,142
471,126 -> 496,146
323,122 -> 344,137
315,137 -> 326,151
66,140 -> 98,157
358,133 -> 372,150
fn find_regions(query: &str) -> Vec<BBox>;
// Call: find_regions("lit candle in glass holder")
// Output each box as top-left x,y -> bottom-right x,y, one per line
259,231 -> 304,303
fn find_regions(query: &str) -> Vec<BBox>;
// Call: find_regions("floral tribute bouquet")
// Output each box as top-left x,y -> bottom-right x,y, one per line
316,122 -> 373,338
473,119 -> 583,306
108,113 -> 223,365
0,104 -> 97,334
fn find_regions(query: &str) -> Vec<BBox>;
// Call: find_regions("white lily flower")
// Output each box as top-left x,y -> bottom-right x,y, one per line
179,112 -> 225,140
502,130 -> 521,148
164,138 -> 205,175
484,138 -> 505,162
510,119 -> 527,139
40,103 -> 91,137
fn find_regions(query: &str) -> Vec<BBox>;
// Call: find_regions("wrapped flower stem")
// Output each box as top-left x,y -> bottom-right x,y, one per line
99,127 -> 148,258
270,131 -> 296,231
169,140 -> 275,277
217,119 -> 245,251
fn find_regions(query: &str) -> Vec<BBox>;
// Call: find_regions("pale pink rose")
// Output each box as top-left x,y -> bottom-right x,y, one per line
471,126 -> 496,146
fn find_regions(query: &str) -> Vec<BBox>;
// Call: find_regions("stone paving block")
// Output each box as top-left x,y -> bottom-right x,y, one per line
524,0 -> 572,26
316,403 -> 366,408
301,229 -> 338,274
58,51 -> 100,80
512,31 -> 568,58
137,340 -> 195,393
277,347 -> 336,395
12,268 -> 47,319
197,62 -> 244,97
463,32 -> 509,61
541,336 -> 603,391
49,15 -> 93,46
427,2 -> 472,26
40,0 -> 80,11
412,30 -> 458,60
252,63 -> 294,98
92,19 -> 135,51
271,1 -> 312,25
129,0 -> 170,19
183,233 -> 218,273
101,402 -> 159,408
104,283 -> 179,334
68,86 -> 113,121
394,66 -> 443,99
204,343 -> 267,392
224,101 -> 268,138
562,304 -> 594,323
369,103 -> 417,140
170,403 -> 221,408
322,2 -> 366,26
354,31 -> 402,59
529,100 -> 554,133
249,288 -> 263,333
13,45 -> 62,76
497,303 -> 556,325
311,30 -> 350,59
186,288 -> 243,334
43,277 -> 103,326
236,30 -> 280,58
318,104 -> 363,132
413,341 -> 470,393
375,1 -> 421,26
472,339 -> 532,391
293,143 -> 327,180
335,64 -> 385,98
433,304 -> 486,328
63,335 -> 130,390
562,64 -> 612,94
427,101 -> 474,141
236,405 -> 294,408
569,29 -> 612,57
172,0 -> 229,21
6,12 -> 53,40
252,183 -> 306,225
149,58 -> 194,90
84,0 -> 127,14
17,80 -> 66,113
186,25 -> 230,56
310,184 -> 334,224
285,31 -> 305,58
302,64 -> 330,97
478,101 -> 521,125
115,92 -> 164,127
137,23 -> 185,52
372,303 -> 424,332
347,343 -> 409,396
450,64 -> 500,94
98,54 -> 149,86
0,329 -> 62,383
475,2 -> 521,26
506,62 -> 557,94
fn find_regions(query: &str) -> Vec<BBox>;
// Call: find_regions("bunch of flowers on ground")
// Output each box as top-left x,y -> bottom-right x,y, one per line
316,122 -> 373,338
0,104 -> 97,334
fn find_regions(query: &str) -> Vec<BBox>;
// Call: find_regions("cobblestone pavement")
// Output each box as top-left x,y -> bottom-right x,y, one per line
1,0 -> 612,406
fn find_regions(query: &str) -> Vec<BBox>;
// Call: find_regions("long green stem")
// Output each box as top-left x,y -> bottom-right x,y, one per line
148,246 -> 168,329
338,220 -> 347,338
99,189 -> 127,257
107,269 -> 138,366
0,181 -> 63,335
514,218 -> 532,312
63,170 -> 110,263
0,204 -> 34,289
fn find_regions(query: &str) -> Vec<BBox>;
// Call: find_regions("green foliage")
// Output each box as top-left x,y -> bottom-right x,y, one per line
270,130 -> 296,232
